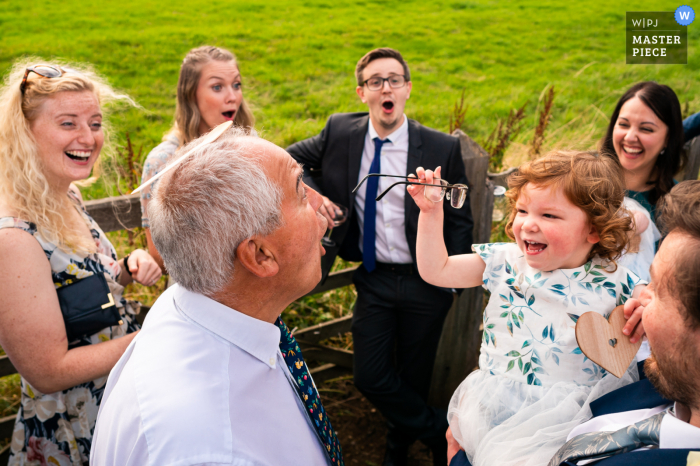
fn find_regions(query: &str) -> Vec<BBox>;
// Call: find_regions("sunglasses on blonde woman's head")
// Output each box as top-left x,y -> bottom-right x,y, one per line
353,173 -> 469,209
20,65 -> 78,94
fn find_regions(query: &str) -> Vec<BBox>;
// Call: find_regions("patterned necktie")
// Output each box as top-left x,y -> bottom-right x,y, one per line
548,410 -> 668,466
276,317 -> 344,465
362,137 -> 386,273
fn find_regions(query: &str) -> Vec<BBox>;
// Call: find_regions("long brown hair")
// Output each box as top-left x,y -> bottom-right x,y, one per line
600,81 -> 685,206
172,46 -> 255,145
505,151 -> 632,267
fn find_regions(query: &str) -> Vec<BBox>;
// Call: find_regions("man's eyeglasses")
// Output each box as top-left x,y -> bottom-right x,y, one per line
20,65 -> 77,94
362,75 -> 407,91
354,174 -> 469,209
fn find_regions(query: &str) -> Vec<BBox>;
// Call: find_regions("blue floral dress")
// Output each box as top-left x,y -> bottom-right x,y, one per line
0,194 -> 140,466
448,243 -> 645,466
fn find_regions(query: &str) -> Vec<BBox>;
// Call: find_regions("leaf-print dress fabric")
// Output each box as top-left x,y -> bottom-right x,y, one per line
0,196 -> 139,466
448,243 -> 645,466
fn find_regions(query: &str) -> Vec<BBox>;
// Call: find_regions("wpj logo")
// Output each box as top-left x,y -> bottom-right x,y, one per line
626,8 -> 690,64
631,18 -> 660,28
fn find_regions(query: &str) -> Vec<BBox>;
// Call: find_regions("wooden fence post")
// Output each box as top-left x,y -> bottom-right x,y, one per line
683,137 -> 700,181
429,130 -> 495,408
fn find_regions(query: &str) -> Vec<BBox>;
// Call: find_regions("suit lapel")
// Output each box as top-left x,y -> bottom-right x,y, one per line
347,115 -> 370,211
590,379 -> 671,418
404,118 -> 423,217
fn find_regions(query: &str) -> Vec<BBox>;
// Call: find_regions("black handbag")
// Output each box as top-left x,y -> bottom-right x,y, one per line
56,272 -> 123,341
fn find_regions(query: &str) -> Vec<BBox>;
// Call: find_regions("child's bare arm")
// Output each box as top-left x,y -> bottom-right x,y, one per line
632,210 -> 649,235
407,166 -> 486,289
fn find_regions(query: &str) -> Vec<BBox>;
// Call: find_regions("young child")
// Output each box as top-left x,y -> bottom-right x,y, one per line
408,151 -> 647,466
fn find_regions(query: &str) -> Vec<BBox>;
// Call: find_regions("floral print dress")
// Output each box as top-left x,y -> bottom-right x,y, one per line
139,133 -> 179,229
0,194 -> 139,466
448,243 -> 646,466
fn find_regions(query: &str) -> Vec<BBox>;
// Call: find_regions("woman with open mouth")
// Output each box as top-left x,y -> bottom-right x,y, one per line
600,81 -> 685,222
0,59 -> 162,464
140,45 -> 256,273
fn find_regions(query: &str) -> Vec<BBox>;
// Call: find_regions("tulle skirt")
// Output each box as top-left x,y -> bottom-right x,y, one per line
447,362 -> 639,466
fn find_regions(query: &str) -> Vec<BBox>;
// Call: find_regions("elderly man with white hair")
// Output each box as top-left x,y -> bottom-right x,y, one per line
90,128 -> 344,466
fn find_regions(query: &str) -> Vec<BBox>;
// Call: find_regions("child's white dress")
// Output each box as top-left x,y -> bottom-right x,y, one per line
448,243 -> 645,466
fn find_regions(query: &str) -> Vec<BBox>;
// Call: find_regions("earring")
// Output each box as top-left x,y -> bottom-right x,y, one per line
660,148 -> 666,155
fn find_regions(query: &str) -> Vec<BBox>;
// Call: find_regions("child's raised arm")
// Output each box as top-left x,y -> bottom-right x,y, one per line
407,167 -> 485,289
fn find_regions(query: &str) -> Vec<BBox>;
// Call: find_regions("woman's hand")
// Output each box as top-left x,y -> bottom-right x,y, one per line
318,195 -> 339,227
123,249 -> 162,286
407,166 -> 443,214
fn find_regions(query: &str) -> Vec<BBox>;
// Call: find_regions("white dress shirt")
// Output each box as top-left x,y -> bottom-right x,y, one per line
354,116 -> 413,264
567,402 -> 700,464
91,285 -> 330,466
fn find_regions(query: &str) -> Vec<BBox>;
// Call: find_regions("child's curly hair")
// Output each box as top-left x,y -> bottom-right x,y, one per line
505,150 -> 632,267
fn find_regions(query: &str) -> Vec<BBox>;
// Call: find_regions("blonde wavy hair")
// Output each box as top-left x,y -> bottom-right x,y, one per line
505,150 -> 633,268
0,58 -> 134,254
171,46 -> 255,146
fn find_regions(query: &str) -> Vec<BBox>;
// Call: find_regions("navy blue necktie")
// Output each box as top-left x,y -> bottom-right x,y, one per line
363,137 -> 386,272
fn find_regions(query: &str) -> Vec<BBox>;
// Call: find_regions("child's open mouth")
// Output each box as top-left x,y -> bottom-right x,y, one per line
382,101 -> 394,113
222,111 -> 235,120
524,240 -> 547,254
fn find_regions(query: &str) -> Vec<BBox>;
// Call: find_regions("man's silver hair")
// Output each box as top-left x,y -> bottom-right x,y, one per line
148,127 -> 282,296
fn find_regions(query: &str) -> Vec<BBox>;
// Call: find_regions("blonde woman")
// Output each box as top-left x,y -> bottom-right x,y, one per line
0,60 -> 161,465
140,46 -> 255,271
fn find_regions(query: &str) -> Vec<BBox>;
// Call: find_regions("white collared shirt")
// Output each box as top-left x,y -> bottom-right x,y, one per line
91,285 -> 330,466
566,402 -> 700,464
354,116 -> 413,264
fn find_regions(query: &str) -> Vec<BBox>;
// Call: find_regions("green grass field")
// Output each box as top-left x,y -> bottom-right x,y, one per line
2,0 -> 698,181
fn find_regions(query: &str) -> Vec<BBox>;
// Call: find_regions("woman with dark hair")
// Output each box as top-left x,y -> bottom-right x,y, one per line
140,45 -> 255,271
600,81 -> 686,220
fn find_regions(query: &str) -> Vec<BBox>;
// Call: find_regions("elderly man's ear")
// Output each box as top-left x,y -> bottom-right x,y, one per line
236,238 -> 279,278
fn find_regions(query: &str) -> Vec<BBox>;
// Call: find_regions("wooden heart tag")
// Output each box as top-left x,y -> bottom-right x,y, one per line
575,305 -> 641,378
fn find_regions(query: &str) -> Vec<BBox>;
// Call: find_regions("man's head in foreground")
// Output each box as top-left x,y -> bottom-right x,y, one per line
148,127 -> 327,319
641,180 -> 700,419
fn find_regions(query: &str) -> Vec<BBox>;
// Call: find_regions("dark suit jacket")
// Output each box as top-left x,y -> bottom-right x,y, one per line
287,112 -> 474,274
449,362 -> 692,466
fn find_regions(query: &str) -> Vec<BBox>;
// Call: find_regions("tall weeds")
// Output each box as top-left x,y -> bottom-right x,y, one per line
530,85 -> 556,158
115,133 -> 145,249
483,102 -> 527,172
449,89 -> 468,134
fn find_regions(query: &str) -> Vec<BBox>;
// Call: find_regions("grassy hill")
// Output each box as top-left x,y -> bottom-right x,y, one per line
2,0 -> 697,194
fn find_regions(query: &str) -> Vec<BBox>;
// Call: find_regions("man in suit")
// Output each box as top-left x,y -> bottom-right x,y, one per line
448,181 -> 700,466
287,48 -> 474,465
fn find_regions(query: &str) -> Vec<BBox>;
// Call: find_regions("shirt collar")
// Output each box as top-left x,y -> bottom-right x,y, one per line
368,114 -> 408,144
659,402 -> 700,449
172,285 -> 281,368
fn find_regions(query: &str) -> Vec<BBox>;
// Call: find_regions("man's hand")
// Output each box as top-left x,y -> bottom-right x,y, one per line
318,196 -> 339,227
407,166 -> 443,214
126,249 -> 163,287
623,297 -> 645,343
446,427 -> 463,465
